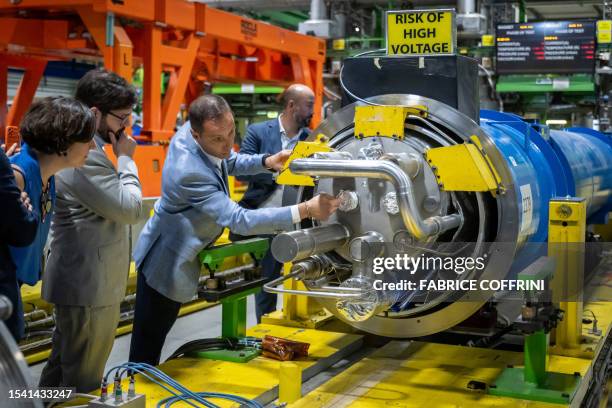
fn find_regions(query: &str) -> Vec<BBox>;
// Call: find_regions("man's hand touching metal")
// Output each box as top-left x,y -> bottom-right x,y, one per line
264,149 -> 292,171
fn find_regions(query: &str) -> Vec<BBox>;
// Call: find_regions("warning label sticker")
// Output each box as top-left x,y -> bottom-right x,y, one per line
386,9 -> 456,56
520,183 -> 534,235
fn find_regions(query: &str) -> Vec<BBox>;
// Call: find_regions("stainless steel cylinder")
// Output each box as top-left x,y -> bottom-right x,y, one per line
348,231 -> 385,262
271,223 -> 350,263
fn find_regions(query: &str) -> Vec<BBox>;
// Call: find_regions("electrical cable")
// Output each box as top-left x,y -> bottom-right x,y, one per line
467,324 -> 514,348
478,63 -> 504,112
104,362 -> 263,408
105,363 -> 218,408
583,309 -> 597,321
337,48 -> 434,118
164,337 -> 263,362
164,338 -> 238,362
339,48 -> 386,106
157,392 -> 264,408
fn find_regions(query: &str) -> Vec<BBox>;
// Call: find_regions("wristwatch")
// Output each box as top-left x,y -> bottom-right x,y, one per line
262,153 -> 274,171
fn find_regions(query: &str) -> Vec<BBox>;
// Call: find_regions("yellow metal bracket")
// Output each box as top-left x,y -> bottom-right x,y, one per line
425,135 -> 502,193
549,197 -> 586,354
276,138 -> 332,186
353,105 -> 427,139
261,263 -> 334,329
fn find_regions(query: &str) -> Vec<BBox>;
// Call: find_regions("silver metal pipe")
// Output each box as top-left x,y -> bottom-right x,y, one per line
24,316 -> 54,330
263,268 -> 362,299
458,0 -> 476,14
271,224 -> 350,263
310,0 -> 327,20
312,151 -> 353,160
290,158 -> 462,239
19,338 -> 53,353
24,309 -> 48,321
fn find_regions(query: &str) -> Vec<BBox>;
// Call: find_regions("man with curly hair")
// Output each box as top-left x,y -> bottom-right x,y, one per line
7,96 -> 97,341
40,69 -> 142,393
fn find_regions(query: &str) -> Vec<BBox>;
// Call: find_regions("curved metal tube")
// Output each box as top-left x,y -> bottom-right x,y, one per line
263,269 -> 363,299
290,158 -> 462,239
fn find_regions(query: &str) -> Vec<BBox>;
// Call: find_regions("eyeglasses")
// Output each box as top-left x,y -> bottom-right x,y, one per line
106,111 -> 131,126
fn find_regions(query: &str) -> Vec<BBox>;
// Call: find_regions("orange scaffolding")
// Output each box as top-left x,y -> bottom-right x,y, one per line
0,0 -> 326,196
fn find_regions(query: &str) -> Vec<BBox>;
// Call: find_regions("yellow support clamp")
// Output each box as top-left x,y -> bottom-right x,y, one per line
425,135 -> 502,193
548,197 -> 586,353
261,263 -> 334,329
354,105 -> 427,139
276,137 -> 332,186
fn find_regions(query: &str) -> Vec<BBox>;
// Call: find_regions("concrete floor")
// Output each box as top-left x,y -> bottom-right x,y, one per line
28,294 -> 270,384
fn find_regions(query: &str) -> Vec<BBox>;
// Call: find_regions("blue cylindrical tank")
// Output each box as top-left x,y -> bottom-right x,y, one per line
479,110 -> 612,245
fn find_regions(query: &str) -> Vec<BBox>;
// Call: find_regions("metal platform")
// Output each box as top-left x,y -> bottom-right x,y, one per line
289,283 -> 612,408
289,340 -> 595,407
108,324 -> 362,407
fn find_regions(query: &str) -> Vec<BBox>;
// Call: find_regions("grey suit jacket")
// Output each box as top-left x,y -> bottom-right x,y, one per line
134,122 -> 294,303
42,137 -> 143,306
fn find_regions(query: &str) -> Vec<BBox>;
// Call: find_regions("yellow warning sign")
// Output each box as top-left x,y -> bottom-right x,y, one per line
386,9 -> 456,56
597,20 -> 612,44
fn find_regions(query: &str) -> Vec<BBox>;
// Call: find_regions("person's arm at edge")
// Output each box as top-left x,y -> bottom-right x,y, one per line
0,152 -> 37,247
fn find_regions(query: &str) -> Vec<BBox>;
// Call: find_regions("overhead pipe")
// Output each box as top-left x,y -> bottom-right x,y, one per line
458,0 -> 476,14
309,0 -> 328,20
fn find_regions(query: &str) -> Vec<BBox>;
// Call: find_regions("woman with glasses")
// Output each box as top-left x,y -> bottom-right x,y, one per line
7,96 -> 96,341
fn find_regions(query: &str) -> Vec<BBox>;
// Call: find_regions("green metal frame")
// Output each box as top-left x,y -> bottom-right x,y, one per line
198,237 -> 269,272
192,287 -> 262,363
496,74 -> 595,94
489,364 -> 580,404
212,83 -> 285,95
488,250 -> 582,403
191,239 -> 270,363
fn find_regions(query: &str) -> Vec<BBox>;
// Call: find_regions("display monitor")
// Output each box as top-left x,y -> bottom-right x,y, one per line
496,20 -> 596,74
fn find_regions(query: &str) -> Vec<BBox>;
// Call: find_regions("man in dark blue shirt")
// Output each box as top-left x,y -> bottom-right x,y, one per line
233,84 -> 315,321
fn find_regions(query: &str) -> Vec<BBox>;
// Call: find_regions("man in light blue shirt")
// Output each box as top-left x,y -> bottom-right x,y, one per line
129,95 -> 339,366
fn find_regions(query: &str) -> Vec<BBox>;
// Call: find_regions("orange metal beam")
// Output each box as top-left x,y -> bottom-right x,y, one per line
113,26 -> 134,83
0,54 -> 47,130
0,0 -> 327,195
77,6 -> 114,70
195,5 -> 325,60
0,18 -> 73,50
93,0 -> 154,21
104,144 -> 167,198
155,0 -> 195,31
142,24 -> 163,140
161,34 -> 199,133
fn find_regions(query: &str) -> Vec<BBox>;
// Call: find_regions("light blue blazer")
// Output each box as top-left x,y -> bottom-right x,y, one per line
133,122 -> 294,302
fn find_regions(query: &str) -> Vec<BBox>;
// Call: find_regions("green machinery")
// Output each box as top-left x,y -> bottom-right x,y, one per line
489,257 -> 580,404
191,238 -> 270,363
